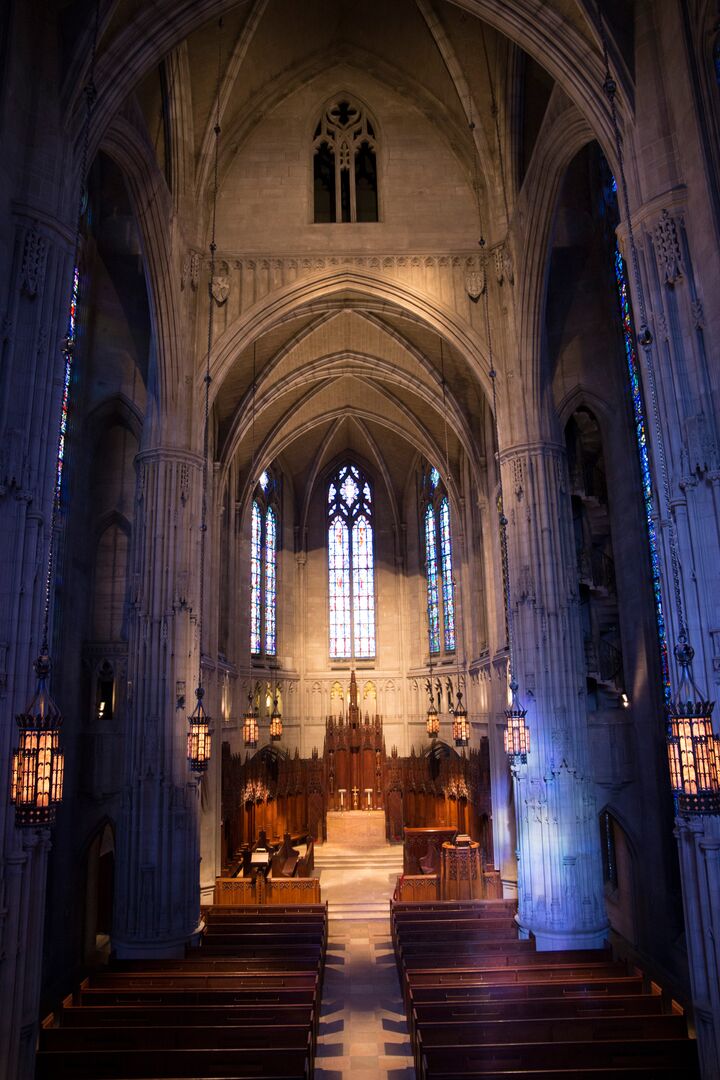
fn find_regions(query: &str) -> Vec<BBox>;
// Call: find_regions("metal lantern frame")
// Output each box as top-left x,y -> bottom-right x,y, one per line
187,687 -> 212,773
11,654 -> 65,827
504,704 -> 530,764
243,693 -> 259,749
269,694 -> 283,741
426,699 -> 440,739
452,692 -> 470,748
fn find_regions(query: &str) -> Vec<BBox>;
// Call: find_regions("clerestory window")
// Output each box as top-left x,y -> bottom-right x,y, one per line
327,463 -> 376,659
250,469 -> 278,657
313,97 -> 378,223
423,464 -> 456,655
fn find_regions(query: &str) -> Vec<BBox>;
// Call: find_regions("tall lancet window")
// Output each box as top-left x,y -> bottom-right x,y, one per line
423,465 -> 456,654
327,464 -> 376,659
312,97 -> 378,223
250,469 -> 278,657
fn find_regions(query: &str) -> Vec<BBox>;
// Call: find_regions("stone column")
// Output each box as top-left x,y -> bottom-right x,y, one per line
500,441 -> 607,949
674,815 -> 720,1080
112,448 -> 204,958
0,212 -> 76,1079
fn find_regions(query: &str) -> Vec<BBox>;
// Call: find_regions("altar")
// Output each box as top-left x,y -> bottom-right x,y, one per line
326,810 -> 386,845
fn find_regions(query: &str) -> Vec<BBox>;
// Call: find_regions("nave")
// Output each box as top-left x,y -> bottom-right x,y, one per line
36,825 -> 701,1080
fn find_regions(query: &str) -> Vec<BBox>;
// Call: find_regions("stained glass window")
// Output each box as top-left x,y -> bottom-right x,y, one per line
250,501 -> 262,654
328,464 -> 375,658
613,246 -> 670,701
422,464 -> 455,655
250,472 -> 278,657
440,497 -> 456,651
425,505 -> 440,653
264,507 -> 277,655
55,265 -> 80,508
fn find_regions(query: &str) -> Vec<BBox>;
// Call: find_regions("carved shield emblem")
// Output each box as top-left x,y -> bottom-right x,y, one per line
211,276 -> 230,304
464,268 -> 485,301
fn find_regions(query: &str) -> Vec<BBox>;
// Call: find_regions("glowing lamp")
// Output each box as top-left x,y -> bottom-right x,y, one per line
187,687 -> 212,773
11,652 -> 65,827
269,697 -> 283,741
504,705 -> 530,764
452,692 -> 470,747
667,704 -> 720,815
243,696 -> 259,749
426,701 -> 440,739
666,639 -> 720,815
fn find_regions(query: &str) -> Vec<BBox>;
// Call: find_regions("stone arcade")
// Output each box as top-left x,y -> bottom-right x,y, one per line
1,2 -> 720,1078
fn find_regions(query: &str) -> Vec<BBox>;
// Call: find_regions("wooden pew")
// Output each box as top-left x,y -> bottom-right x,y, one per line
407,974 -> 647,1003
415,1012 -> 689,1047
56,1001 -> 315,1028
40,1023 -> 312,1053
35,1046 -> 311,1080
419,1037 -> 700,1079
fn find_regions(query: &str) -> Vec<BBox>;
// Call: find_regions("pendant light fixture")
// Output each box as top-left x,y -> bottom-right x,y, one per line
187,19 -> 225,771
269,687 -> 283,742
597,2 -> 719,812
10,3 -> 100,825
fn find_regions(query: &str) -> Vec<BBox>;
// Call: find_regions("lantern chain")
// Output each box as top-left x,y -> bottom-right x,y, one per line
596,1 -> 688,655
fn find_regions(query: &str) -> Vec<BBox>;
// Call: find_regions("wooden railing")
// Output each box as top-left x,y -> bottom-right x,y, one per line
214,875 -> 321,907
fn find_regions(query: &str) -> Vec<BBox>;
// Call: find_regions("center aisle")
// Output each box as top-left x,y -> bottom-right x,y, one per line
315,825 -> 414,1078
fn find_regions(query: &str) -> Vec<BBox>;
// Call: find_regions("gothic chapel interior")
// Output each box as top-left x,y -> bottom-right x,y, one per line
2,1 -> 720,1079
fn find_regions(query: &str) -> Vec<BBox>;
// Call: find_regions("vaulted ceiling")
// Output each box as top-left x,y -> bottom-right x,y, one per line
67,0 -> 634,508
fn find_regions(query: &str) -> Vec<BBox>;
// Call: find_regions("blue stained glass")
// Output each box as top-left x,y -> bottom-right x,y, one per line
56,265 -> 80,507
440,497 -> 456,651
250,501 -> 262,653
425,505 -> 440,653
429,466 -> 440,490
259,470 -> 269,491
352,516 -> 375,657
264,506 -> 277,655
613,247 -> 670,701
329,516 -> 351,657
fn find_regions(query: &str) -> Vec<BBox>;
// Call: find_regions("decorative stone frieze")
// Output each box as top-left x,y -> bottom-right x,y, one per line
653,208 -> 684,287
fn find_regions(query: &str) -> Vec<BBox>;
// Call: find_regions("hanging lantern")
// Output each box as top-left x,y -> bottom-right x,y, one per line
426,700 -> 440,739
243,695 -> 259,749
452,691 -> 470,747
504,681 -> 530,764
666,643 -> 719,814
11,652 -> 65,827
269,696 -> 283,741
187,687 -> 212,773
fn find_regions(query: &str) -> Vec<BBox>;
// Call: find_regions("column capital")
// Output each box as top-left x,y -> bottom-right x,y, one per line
135,447 -> 203,470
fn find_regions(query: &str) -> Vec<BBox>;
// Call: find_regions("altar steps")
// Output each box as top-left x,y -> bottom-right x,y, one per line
316,840 -> 403,920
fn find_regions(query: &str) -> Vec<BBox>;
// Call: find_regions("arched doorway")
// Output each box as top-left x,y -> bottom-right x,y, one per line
84,822 -> 115,964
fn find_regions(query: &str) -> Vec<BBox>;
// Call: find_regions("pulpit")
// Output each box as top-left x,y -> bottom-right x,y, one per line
440,839 -> 482,900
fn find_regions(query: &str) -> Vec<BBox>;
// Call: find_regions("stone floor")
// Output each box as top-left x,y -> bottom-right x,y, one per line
315,827 -> 414,1077
316,918 -> 414,1079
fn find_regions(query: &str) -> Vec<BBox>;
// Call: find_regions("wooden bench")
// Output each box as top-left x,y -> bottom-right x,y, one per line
35,1046 -> 311,1079
407,974 -> 646,1003
419,1037 -> 700,1079
56,1001 -> 315,1028
40,1023 -> 312,1053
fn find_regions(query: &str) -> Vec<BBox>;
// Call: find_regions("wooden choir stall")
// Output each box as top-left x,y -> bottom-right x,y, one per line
217,671 -> 500,904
